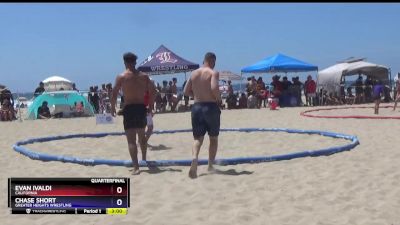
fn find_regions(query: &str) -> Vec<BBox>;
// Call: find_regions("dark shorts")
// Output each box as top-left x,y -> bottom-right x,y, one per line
123,104 -> 147,130
191,102 -> 221,137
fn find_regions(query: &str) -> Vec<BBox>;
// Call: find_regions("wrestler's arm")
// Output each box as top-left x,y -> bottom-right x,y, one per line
211,71 -> 222,103
111,75 -> 122,116
183,76 -> 193,97
146,74 -> 157,111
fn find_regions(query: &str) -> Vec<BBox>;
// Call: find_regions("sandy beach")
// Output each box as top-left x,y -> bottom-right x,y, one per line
1,104 -> 400,225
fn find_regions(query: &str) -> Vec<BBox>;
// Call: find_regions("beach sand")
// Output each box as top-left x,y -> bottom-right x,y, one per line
1,104 -> 400,225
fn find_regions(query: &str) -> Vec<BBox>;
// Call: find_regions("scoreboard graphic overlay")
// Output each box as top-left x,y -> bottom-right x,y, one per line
8,178 -> 130,215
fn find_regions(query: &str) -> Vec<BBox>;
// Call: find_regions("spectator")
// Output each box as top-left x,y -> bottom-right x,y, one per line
238,93 -> 247,109
304,75 -> 317,106
37,101 -> 51,119
99,84 -> 107,113
170,78 -> 179,111
256,77 -> 266,108
281,76 -> 292,91
247,94 -> 257,109
393,73 -> 400,111
373,79 -> 384,114
354,74 -> 364,104
88,86 -> 94,107
1,98 -> 15,121
72,83 -> 79,92
270,75 -> 283,98
72,101 -> 84,117
105,83 -> 113,113
346,87 -> 356,105
182,80 -> 190,107
292,76 -> 303,106
34,82 -> 45,97
92,86 -> 100,113
226,80 -> 236,109
161,80 -> 169,112
364,76 -> 373,103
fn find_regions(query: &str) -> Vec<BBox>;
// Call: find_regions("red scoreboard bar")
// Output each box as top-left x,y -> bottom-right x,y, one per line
8,178 -> 130,215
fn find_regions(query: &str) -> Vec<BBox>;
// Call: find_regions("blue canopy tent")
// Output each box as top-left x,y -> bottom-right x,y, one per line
138,45 -> 199,80
241,53 -> 318,91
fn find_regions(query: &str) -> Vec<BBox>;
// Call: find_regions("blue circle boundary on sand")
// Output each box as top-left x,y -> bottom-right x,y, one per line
12,128 -> 360,167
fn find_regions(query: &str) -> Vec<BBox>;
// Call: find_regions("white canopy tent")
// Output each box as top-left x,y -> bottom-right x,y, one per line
317,59 -> 390,94
42,76 -> 73,92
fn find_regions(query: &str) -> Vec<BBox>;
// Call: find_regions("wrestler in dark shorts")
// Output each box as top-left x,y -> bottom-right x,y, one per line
123,104 -> 147,130
191,102 -> 221,138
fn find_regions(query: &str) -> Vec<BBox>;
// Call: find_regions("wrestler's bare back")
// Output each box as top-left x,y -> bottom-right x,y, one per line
117,70 -> 151,105
187,67 -> 220,103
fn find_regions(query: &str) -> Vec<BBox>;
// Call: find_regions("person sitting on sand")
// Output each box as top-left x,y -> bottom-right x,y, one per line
238,93 -> 247,109
72,101 -> 84,117
346,87 -> 356,105
247,94 -> 258,109
37,101 -> 51,119
325,93 -> 338,105
1,98 -> 15,121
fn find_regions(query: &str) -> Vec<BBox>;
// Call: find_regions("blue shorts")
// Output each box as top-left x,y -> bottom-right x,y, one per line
191,102 -> 221,137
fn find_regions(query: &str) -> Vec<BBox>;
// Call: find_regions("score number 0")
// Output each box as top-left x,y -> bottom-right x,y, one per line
115,186 -> 123,206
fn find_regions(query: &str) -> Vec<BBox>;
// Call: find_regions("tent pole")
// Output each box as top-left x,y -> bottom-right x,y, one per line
17,90 -> 22,122
240,72 -> 243,93
316,69 -> 319,92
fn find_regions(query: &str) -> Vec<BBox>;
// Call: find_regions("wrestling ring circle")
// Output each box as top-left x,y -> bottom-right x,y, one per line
300,105 -> 400,119
13,128 -> 360,167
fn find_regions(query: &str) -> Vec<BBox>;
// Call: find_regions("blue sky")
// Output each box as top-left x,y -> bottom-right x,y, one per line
1,3 -> 399,92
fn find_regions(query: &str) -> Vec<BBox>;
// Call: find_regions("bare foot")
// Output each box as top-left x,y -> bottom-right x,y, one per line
188,159 -> 198,179
208,165 -> 217,174
132,167 -> 140,175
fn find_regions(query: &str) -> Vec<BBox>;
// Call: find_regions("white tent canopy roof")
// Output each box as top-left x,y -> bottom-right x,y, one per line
317,59 -> 389,94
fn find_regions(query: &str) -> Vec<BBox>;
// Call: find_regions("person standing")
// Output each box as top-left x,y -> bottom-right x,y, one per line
111,52 -> 156,175
183,52 -> 221,179
305,75 -> 317,106
372,79 -> 384,114
34,82 -> 45,97
393,73 -> 400,111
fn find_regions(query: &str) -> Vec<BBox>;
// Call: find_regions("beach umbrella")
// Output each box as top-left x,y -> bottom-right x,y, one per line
42,76 -> 73,92
219,71 -> 242,81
